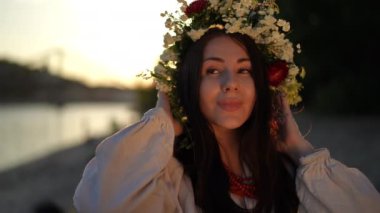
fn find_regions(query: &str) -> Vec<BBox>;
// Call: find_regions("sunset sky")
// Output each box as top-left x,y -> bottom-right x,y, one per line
0,0 -> 181,88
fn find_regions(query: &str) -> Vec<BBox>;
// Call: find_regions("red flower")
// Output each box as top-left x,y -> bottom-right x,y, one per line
185,0 -> 208,16
268,60 -> 289,87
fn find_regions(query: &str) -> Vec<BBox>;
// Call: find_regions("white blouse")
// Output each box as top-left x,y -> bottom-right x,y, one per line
73,107 -> 380,213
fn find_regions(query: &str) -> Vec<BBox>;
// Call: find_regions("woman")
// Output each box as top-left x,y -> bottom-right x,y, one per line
173,29 -> 312,212
74,0 -> 380,212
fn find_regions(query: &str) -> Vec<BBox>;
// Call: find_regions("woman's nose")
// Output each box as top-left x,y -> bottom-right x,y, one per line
221,71 -> 238,92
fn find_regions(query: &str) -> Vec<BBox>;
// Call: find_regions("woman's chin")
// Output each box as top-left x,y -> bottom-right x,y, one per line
212,118 -> 246,131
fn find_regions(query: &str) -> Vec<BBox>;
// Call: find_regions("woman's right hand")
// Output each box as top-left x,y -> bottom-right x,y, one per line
156,91 -> 183,136
276,95 -> 314,164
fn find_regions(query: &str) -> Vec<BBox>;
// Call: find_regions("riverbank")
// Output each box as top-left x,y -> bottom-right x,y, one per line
0,113 -> 379,212
296,112 -> 380,188
0,138 -> 100,213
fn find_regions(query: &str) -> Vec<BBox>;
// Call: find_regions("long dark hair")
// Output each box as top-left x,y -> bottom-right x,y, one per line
174,29 -> 299,212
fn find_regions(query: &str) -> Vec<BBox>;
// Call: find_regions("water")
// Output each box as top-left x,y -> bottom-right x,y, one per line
0,102 -> 140,172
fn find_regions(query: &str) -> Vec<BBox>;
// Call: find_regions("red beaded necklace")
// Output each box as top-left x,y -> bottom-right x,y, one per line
224,164 -> 256,199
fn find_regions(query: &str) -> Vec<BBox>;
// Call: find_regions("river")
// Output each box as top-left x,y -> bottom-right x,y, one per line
0,102 -> 140,172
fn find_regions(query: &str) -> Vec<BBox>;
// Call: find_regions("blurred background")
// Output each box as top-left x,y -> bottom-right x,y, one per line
0,0 -> 379,212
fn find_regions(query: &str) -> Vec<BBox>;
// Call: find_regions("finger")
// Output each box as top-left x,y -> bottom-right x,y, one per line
156,92 -> 183,136
173,119 -> 184,136
156,91 -> 170,112
280,95 -> 292,115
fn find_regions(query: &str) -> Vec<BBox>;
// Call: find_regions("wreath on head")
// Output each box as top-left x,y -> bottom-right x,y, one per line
141,0 -> 305,147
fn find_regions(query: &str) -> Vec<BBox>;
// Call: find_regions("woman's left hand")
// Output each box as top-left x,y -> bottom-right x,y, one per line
276,96 -> 314,164
156,91 -> 184,136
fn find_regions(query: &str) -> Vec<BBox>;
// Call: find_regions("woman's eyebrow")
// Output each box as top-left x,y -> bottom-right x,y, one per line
203,57 -> 224,62
203,57 -> 250,63
237,58 -> 250,63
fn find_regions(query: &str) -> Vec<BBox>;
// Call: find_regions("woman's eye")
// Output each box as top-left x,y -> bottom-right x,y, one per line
238,68 -> 252,74
206,69 -> 220,75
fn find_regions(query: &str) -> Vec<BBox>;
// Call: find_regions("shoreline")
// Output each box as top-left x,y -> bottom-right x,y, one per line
1,113 -> 379,212
0,138 -> 101,213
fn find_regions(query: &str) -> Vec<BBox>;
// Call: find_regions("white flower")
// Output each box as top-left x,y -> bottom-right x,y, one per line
296,43 -> 302,53
177,0 -> 187,8
232,3 -> 248,17
277,19 -> 290,32
209,0 -> 220,8
174,35 -> 182,42
260,15 -> 277,26
180,5 -> 187,13
240,27 -> 253,37
226,0 -> 233,7
187,29 -> 208,41
225,18 -> 243,33
154,63 -> 167,76
247,26 -> 266,40
276,19 -> 286,27
165,18 -> 173,30
241,0 -> 255,8
279,42 -> 294,62
268,8 -> 275,15
236,7 -> 249,17
289,65 -> 299,76
160,11 -> 168,17
174,25 -> 183,34
269,31 -> 281,42
180,14 -> 188,22
282,24 -> 290,32
160,49 -> 178,62
164,33 -> 175,47
220,0 -> 233,13
258,10 -> 266,15
223,16 -> 237,24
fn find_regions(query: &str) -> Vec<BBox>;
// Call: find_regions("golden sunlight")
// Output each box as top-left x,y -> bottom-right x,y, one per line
0,0 -> 180,88
64,0 -> 181,88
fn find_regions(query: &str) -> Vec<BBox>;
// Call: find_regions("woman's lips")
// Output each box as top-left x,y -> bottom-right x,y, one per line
218,100 -> 242,112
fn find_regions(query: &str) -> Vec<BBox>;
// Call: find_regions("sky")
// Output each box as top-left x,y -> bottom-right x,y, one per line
0,0 -> 181,88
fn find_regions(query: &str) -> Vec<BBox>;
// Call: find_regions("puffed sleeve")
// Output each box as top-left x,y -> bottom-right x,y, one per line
296,148 -> 380,213
73,107 -> 194,213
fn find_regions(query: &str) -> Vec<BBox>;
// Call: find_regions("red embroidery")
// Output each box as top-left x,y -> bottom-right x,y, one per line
224,165 -> 256,199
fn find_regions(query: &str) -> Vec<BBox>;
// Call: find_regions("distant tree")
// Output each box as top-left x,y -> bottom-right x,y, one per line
278,0 -> 380,114
134,85 -> 157,116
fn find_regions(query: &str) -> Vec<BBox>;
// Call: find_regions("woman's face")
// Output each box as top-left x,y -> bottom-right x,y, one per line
199,36 -> 256,133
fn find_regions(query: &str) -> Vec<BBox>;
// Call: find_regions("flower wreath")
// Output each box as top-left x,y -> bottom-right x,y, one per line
143,0 -> 305,147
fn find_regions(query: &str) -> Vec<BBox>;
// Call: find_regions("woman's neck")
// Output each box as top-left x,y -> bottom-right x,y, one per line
213,126 -> 243,176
